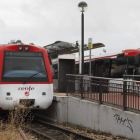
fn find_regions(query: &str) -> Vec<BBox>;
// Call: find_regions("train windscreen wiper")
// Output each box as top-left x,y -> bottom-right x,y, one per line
23,70 -> 44,84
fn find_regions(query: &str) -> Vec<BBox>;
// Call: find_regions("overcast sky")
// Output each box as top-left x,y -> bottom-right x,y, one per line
0,0 -> 140,55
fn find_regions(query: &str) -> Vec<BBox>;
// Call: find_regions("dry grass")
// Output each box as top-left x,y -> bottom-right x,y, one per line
0,123 -> 23,140
0,100 -> 36,140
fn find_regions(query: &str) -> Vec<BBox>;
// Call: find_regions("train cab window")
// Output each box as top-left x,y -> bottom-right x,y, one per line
111,57 -> 127,78
2,51 -> 48,82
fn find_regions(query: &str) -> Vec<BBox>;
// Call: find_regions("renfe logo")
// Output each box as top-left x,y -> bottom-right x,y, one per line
25,91 -> 29,96
18,86 -> 34,91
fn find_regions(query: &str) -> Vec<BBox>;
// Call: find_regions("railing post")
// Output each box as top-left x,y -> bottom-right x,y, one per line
123,80 -> 127,110
81,76 -> 84,99
99,79 -> 102,104
66,75 -> 68,96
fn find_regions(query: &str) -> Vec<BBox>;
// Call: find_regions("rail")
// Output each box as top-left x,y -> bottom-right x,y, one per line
26,114 -> 97,140
66,74 -> 140,113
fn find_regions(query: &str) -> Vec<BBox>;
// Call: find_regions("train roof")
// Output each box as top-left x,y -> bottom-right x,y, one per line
75,49 -> 140,63
0,44 -> 41,48
52,49 -> 140,64
0,44 -> 46,52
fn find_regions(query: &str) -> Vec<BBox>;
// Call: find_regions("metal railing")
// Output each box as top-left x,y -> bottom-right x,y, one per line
66,74 -> 140,113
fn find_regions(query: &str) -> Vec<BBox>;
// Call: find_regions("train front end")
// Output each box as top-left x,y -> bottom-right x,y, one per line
0,44 -> 53,110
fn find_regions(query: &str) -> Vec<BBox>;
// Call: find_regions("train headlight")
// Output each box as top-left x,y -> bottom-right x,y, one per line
42,92 -> 46,95
18,45 -> 23,51
25,45 -> 29,51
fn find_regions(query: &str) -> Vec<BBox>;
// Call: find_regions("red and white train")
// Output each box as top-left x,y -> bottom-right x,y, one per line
75,49 -> 140,78
53,49 -> 140,79
0,43 -> 53,110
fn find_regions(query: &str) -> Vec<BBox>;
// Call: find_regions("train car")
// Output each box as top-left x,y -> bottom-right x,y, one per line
75,49 -> 140,78
75,49 -> 140,93
0,43 -> 53,110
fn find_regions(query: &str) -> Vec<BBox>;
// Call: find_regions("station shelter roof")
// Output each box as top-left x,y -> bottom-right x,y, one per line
44,41 -> 105,56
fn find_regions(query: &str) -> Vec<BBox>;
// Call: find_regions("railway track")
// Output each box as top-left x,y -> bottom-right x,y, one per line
25,115 -> 97,140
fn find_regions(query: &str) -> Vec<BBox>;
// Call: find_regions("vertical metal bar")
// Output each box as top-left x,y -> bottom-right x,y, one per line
128,85 -> 130,108
135,84 -> 136,109
116,84 -> 117,105
89,49 -> 91,76
107,81 -> 108,102
66,75 -> 68,96
138,86 -> 139,110
131,83 -> 132,109
79,46 -> 82,74
133,82 -> 134,109
105,81 -> 106,102
113,83 -> 115,104
106,81 -> 107,102
99,79 -> 102,104
81,12 -> 84,75
89,56 -> 92,94
123,81 -> 127,110
115,84 -> 117,105
115,84 -> 116,105
81,76 -> 84,99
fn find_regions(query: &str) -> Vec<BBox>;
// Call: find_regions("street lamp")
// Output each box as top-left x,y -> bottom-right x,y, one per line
78,2 -> 88,75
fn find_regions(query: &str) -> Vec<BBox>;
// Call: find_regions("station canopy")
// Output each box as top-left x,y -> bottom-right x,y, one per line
44,41 -> 105,56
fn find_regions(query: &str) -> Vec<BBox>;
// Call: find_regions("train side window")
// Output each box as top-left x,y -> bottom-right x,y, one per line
127,56 -> 135,75
111,57 -> 127,78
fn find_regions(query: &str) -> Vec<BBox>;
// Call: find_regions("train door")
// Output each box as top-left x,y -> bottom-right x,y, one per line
94,58 -> 111,77
95,59 -> 104,77
127,56 -> 135,75
103,58 -> 111,78
111,57 -> 127,78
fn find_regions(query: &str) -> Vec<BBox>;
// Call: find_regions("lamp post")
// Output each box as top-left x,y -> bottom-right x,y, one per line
78,2 -> 88,75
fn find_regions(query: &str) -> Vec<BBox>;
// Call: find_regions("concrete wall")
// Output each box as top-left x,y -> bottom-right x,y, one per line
37,95 -> 140,140
37,96 -> 68,122
68,97 -> 140,140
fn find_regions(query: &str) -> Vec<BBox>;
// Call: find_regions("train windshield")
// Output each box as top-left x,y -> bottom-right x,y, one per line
2,51 -> 48,82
